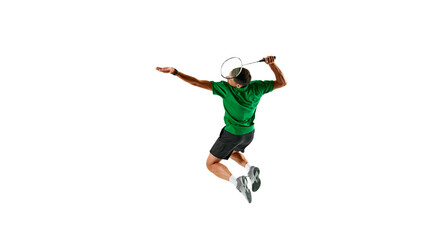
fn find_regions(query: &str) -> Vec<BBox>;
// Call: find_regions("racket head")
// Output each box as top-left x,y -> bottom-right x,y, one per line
220,57 -> 243,79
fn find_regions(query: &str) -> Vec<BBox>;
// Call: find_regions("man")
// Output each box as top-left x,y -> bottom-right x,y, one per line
156,56 -> 286,203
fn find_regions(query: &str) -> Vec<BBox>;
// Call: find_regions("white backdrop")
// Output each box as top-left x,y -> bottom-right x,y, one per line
1,0 -> 425,239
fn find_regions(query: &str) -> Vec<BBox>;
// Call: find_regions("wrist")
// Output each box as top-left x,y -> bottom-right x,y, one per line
171,68 -> 178,75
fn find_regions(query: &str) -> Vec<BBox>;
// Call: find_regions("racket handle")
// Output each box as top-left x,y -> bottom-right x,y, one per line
259,56 -> 276,62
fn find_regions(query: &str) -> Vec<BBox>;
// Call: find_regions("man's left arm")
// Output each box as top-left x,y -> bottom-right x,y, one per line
156,67 -> 212,91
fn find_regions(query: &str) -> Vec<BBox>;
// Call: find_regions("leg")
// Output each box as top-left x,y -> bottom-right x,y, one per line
206,153 -> 232,181
230,151 -> 249,168
207,153 -> 252,203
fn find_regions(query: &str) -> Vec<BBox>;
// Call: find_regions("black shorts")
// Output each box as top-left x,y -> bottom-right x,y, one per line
210,127 -> 255,160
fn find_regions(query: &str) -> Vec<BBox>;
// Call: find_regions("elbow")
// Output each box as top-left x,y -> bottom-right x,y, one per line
192,81 -> 201,87
278,80 -> 287,88
280,78 -> 287,87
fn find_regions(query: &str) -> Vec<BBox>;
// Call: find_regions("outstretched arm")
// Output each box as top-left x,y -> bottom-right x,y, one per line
263,56 -> 287,90
156,67 -> 212,91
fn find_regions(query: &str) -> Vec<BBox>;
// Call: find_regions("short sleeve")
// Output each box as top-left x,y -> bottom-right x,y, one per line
252,80 -> 275,96
211,81 -> 229,98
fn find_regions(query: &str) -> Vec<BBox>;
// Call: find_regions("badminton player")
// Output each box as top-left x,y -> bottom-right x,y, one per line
156,56 -> 286,203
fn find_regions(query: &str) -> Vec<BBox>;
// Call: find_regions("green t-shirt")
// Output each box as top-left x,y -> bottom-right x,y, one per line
211,80 -> 275,135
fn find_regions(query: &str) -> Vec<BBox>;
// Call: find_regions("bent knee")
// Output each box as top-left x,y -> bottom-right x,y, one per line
206,154 -> 221,169
231,151 -> 240,156
206,160 -> 212,170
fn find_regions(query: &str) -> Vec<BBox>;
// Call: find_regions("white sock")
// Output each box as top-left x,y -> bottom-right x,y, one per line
229,175 -> 238,187
245,163 -> 252,173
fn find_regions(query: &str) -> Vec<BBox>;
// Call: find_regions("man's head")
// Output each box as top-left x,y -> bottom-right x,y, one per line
227,68 -> 251,88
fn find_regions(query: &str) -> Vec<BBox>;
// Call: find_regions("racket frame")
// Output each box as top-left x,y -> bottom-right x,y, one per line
220,57 -> 243,79
220,56 -> 276,79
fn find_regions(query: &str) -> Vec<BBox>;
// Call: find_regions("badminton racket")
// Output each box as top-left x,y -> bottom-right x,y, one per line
220,56 -> 276,79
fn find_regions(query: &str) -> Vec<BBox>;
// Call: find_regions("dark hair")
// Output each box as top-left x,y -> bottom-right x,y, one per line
231,67 -> 251,87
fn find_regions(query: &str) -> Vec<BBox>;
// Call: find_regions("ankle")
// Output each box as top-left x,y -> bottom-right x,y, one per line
229,175 -> 238,187
245,163 -> 252,172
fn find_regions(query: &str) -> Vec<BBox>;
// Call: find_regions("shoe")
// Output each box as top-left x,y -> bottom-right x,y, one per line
248,166 -> 261,192
236,176 -> 252,203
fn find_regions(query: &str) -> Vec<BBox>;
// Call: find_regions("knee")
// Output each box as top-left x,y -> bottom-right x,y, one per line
206,160 -> 212,170
206,155 -> 220,171
206,159 -> 216,171
231,151 -> 240,157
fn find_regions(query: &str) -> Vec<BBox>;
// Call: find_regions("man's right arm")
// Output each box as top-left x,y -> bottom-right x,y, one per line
264,56 -> 287,90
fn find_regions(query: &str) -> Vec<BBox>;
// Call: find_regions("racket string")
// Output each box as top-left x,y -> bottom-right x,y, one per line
221,57 -> 243,79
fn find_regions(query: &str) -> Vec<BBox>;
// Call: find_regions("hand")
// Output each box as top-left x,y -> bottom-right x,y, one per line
264,56 -> 275,65
156,67 -> 175,74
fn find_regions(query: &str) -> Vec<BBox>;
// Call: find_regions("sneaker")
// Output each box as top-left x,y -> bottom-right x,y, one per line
236,176 -> 252,203
248,166 -> 261,192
